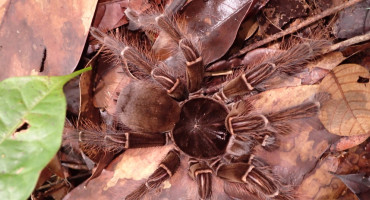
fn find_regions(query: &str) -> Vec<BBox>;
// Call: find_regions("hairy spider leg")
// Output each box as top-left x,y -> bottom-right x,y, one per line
214,40 -> 329,101
125,149 -> 181,200
78,129 -> 169,152
90,27 -> 189,101
155,14 -> 204,93
188,158 -> 213,200
210,155 -> 294,200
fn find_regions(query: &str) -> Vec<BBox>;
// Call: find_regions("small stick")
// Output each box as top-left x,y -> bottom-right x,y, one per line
231,0 -> 364,58
322,32 -> 370,54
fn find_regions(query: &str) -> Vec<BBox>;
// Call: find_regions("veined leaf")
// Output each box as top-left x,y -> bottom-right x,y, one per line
0,67 -> 91,200
319,64 -> 370,136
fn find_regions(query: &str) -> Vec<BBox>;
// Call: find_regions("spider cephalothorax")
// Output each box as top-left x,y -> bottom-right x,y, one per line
80,3 -> 329,199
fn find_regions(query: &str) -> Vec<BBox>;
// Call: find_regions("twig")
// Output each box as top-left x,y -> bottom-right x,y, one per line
231,0 -> 364,58
322,32 -> 370,54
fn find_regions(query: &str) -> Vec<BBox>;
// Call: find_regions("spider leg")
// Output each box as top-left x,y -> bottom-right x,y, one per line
155,15 -> 204,92
188,158 -> 213,200
211,155 -> 293,200
224,101 -> 319,157
125,149 -> 181,200
227,101 -> 319,136
90,28 -> 188,101
78,130 -> 169,152
215,41 -> 329,101
90,27 -> 154,74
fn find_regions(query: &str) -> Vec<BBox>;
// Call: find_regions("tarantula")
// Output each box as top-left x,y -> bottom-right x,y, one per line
79,3 -> 328,200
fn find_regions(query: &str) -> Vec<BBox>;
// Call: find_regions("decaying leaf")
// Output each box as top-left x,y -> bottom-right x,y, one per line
78,69 -> 101,125
93,1 -> 129,30
335,173 -> 370,199
300,51 -> 346,85
182,0 -> 268,64
332,134 -> 370,151
93,61 -> 129,115
333,0 -> 370,39
0,0 -> 10,24
258,0 -> 308,35
306,51 -> 346,71
0,0 -> 98,81
298,156 -> 347,199
251,85 -> 340,186
319,64 -> 370,136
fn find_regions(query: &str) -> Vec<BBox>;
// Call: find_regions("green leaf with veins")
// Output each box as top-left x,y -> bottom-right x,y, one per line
0,67 -> 91,200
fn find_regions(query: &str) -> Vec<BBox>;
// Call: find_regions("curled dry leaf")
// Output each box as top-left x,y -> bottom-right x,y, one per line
332,134 -> 370,151
182,0 -> 268,64
63,76 -> 81,116
319,64 -> 370,136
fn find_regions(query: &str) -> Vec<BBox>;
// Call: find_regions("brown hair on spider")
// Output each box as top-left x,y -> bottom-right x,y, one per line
77,1 -> 330,199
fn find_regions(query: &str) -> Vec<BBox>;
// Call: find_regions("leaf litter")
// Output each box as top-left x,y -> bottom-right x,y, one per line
1,0 -> 369,199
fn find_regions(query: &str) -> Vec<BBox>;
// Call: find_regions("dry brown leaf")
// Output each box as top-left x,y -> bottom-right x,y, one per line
65,145 -> 231,200
252,85 -> 319,113
182,0 -> 268,64
93,1 -> 129,30
250,85 -> 340,188
78,69 -> 101,124
0,0 -> 97,81
298,156 -> 347,199
332,134 -> 370,151
306,51 -> 346,71
333,0 -> 370,39
319,64 -> 370,136
300,51 -> 346,85
238,17 -> 259,41
0,0 -> 10,24
258,0 -> 308,35
93,63 -> 130,115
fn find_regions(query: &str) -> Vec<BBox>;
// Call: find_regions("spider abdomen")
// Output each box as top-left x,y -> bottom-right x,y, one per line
172,97 -> 230,159
116,80 -> 181,133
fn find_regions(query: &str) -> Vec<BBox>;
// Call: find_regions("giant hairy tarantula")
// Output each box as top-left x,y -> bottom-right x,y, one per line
79,2 -> 328,200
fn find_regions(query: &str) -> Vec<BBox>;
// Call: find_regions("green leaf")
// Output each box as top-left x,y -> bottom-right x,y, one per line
0,67 -> 91,200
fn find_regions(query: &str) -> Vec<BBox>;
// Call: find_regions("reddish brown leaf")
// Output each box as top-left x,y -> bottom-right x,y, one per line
333,0 -> 370,39
64,76 -> 81,116
333,134 -> 370,151
251,85 -> 340,186
92,60 -> 131,115
182,0 -> 269,64
0,1 -> 98,81
78,69 -> 101,125
335,173 -> 370,200
298,156 -> 347,199
93,1 -> 129,30
0,0 -> 10,23
258,0 -> 308,35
